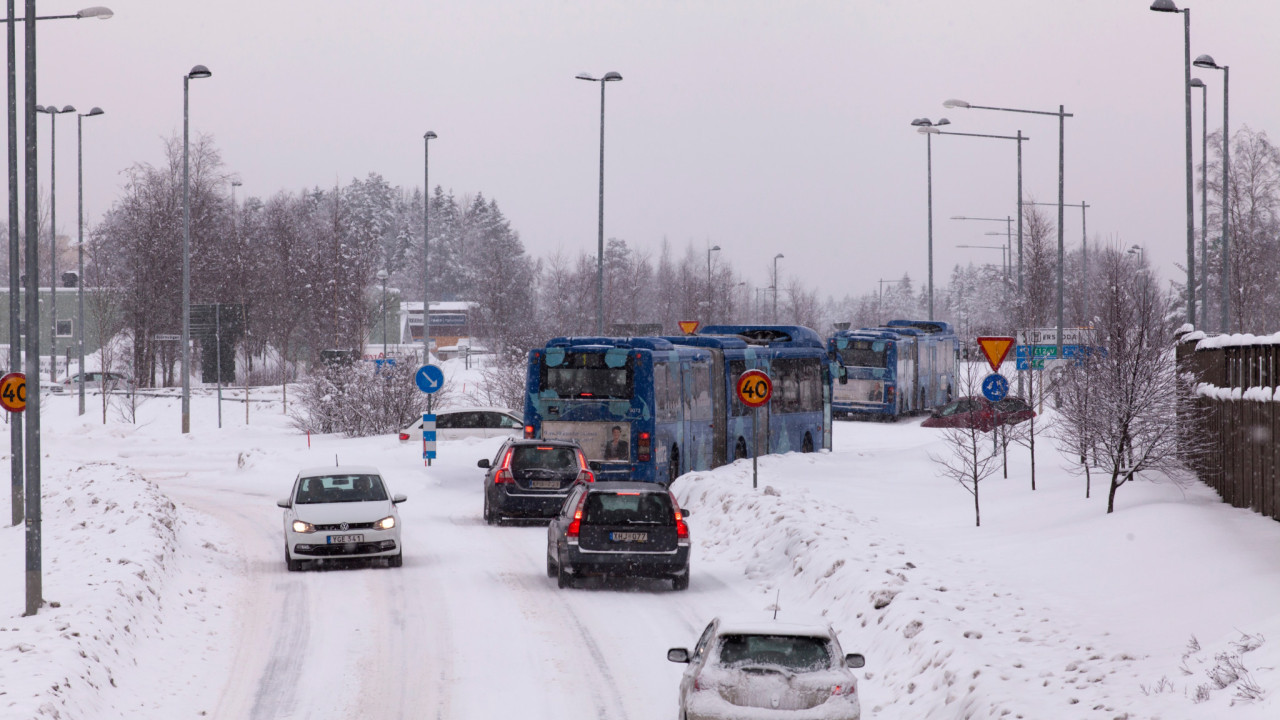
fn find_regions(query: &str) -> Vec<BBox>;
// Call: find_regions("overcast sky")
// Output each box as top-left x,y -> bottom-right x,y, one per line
21,0 -> 1280,303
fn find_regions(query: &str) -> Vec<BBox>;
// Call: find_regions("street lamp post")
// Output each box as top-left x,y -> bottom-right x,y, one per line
182,64 -> 211,435
956,244 -> 1008,277
908,117 -> 949,319
422,130 -> 436,364
576,71 -> 622,335
377,269 -> 389,359
944,98 -> 1072,358
921,126 -> 1028,291
1193,54 -> 1229,333
1021,200 -> 1091,324
1150,0 -> 1197,327
1191,77 -> 1208,329
772,253 -> 784,323
706,244 -> 720,323
952,215 -> 1014,285
75,106 -> 102,415
1128,244 -> 1145,265
36,104 -> 74,383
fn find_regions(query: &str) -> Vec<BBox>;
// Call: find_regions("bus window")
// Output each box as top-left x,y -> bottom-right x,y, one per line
798,358 -> 822,412
729,359 -> 750,417
837,340 -> 888,369
541,352 -> 634,399
655,362 -> 678,422
692,362 -> 713,421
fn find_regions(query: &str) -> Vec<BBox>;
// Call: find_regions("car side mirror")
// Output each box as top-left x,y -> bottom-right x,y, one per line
392,494 -> 407,504
667,648 -> 690,664
276,499 -> 291,509
589,460 -> 602,471
680,508 -> 692,517
844,653 -> 865,669
477,459 -> 491,469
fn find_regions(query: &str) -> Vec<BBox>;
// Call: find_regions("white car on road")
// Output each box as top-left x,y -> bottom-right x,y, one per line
398,406 -> 524,441
278,465 -> 406,570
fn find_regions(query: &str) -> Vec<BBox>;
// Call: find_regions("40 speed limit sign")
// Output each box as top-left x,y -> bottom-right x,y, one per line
0,372 -> 26,412
735,369 -> 773,408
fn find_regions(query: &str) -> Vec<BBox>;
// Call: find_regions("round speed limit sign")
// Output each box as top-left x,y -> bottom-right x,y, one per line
0,372 -> 27,413
735,369 -> 773,408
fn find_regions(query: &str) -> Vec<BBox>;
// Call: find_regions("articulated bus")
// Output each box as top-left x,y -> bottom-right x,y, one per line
523,325 -> 833,484
828,319 -> 957,420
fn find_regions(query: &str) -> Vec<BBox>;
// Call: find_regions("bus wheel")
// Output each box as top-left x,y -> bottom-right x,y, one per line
802,433 -> 814,453
668,446 -> 680,485
734,437 -> 748,461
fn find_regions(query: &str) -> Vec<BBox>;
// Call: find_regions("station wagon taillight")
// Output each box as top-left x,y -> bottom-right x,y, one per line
671,492 -> 689,539
495,449 -> 515,484
638,432 -> 651,462
566,494 -> 588,538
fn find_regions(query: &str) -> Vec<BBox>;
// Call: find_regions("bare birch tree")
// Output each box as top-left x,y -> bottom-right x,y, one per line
929,362 -> 1002,526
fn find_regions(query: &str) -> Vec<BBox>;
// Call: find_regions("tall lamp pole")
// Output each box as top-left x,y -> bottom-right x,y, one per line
35,104 -> 74,383
377,269 -> 389,358
944,98 -> 1072,359
576,71 -> 622,335
908,117 -> 949,319
706,244 -> 720,322
181,64 -> 212,435
422,130 -> 436,363
76,106 -> 102,415
1190,77 -> 1208,329
772,253 -> 784,322
918,125 -> 1027,290
1150,0 -> 1197,326
1021,200 -> 1091,323
1194,54 -> 1229,333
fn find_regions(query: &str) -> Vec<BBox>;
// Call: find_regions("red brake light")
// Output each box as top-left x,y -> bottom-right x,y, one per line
576,469 -> 595,483
886,386 -> 896,404
524,425 -> 535,439
495,449 -> 515,484
671,492 -> 689,539
566,494 -> 587,537
638,432 -> 651,462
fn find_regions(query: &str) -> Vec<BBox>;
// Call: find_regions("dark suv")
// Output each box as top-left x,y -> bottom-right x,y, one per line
478,439 -> 593,524
546,481 -> 692,590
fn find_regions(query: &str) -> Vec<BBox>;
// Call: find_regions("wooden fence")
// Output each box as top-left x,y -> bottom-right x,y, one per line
1178,335 -> 1280,522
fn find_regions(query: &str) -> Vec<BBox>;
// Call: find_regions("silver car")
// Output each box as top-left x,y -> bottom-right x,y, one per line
668,617 -> 866,720
278,466 -> 406,571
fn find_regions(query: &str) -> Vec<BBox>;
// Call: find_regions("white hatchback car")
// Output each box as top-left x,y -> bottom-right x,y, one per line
398,406 -> 524,442
668,616 -> 867,720
278,466 -> 406,571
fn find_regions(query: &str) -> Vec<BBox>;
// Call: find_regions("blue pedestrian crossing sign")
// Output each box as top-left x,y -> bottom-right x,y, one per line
415,364 -> 444,394
981,373 -> 1010,403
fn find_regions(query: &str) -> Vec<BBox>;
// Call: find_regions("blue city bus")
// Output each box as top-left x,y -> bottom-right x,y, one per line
523,325 -> 833,484
828,319 -> 957,420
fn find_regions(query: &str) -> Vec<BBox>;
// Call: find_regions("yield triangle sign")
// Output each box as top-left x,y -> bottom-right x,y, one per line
678,321 -> 700,335
976,336 -> 1015,372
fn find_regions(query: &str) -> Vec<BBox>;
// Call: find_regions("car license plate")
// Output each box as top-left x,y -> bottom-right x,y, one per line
530,480 -> 560,489
327,534 -> 364,544
610,532 -> 648,543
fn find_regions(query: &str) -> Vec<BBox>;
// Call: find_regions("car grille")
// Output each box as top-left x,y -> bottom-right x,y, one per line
314,522 -> 376,531
298,542 -> 393,557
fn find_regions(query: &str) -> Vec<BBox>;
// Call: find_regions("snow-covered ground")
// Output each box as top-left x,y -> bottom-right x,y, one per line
2,359 -> 1278,719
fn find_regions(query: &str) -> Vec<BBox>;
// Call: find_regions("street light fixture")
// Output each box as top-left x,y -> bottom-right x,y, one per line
951,216 -> 1014,286
772,253 -> 784,323
576,71 -> 623,335
76,106 -> 103,415
944,97 -> 1072,359
377,269 -> 389,359
956,244 -> 1009,278
1193,53 -> 1230,333
920,125 -> 1027,291
908,117 -> 948,319
422,130 -> 437,363
36,104 -> 76,383
1128,244 -> 1145,265
182,64 -> 212,435
1150,0 -> 1197,327
1190,77 -> 1208,329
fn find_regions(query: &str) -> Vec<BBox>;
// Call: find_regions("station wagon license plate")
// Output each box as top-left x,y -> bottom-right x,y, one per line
610,532 -> 648,543
529,480 -> 561,489
327,534 -> 364,544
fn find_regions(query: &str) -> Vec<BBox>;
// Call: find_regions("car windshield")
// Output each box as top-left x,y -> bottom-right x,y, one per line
511,446 -> 578,473
583,491 -> 673,525
715,634 -> 834,672
295,474 -> 388,504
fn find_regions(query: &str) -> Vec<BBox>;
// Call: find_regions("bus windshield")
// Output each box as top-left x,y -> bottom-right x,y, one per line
837,340 -> 888,369
541,351 -> 634,399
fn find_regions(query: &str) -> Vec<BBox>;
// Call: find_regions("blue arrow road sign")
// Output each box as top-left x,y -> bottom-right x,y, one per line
981,373 -> 1010,403
415,364 -> 444,394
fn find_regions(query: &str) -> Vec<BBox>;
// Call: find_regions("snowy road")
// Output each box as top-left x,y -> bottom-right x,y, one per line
93,419 -> 761,719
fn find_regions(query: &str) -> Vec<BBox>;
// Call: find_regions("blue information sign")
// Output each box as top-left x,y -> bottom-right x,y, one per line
422,413 -> 437,461
981,373 -> 1010,403
415,364 -> 444,394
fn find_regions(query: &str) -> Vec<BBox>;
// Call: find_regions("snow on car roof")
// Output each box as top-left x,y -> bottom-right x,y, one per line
297,465 -> 383,478
713,615 -> 836,638
436,406 -> 519,415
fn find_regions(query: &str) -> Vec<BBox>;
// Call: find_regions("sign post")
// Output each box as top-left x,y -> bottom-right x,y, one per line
415,364 -> 444,466
735,370 -> 773,489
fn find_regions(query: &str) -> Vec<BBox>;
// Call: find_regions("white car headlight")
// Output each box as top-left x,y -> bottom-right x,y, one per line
292,519 -> 315,533
375,515 -> 396,531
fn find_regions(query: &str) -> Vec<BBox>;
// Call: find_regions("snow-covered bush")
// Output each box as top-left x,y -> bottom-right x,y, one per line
290,359 -> 434,437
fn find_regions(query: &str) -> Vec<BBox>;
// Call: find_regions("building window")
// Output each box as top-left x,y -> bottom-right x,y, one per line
56,319 -> 73,337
